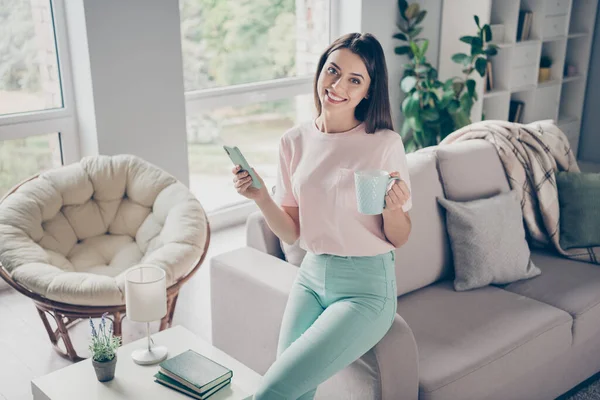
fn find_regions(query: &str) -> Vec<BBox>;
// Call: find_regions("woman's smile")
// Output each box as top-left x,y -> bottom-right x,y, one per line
325,89 -> 347,104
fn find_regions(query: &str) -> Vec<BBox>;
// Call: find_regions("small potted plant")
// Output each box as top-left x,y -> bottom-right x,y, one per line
89,313 -> 121,382
539,55 -> 552,82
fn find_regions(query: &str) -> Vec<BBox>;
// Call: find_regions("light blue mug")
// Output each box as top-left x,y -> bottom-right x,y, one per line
354,170 -> 401,215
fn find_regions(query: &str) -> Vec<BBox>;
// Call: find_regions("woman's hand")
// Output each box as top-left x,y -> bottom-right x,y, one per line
231,165 -> 269,202
384,171 -> 410,213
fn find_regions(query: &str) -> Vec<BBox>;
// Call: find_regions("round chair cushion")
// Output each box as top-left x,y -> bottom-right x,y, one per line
0,155 -> 208,306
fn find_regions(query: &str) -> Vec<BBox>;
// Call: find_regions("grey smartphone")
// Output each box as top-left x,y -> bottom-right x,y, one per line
223,145 -> 262,189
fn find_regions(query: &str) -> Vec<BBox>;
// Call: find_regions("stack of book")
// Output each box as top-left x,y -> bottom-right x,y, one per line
517,10 -> 533,41
155,350 -> 233,399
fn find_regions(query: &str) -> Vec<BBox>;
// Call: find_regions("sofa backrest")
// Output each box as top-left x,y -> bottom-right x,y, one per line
393,148 -> 453,296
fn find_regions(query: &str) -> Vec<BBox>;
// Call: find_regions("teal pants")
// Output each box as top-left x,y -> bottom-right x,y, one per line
253,250 -> 397,400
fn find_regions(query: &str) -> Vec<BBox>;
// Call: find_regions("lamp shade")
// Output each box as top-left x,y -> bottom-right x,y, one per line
125,265 -> 167,322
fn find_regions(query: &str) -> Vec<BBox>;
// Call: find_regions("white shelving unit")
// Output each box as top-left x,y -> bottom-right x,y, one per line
439,0 -> 598,158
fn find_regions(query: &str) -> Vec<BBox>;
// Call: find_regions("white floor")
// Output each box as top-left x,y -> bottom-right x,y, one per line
0,223 -> 246,400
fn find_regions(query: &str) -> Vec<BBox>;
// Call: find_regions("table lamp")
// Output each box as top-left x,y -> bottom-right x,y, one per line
125,265 -> 168,365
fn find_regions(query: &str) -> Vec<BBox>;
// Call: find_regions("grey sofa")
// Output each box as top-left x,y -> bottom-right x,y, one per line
210,139 -> 600,400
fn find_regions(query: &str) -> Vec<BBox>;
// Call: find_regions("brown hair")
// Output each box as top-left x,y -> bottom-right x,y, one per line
313,32 -> 394,134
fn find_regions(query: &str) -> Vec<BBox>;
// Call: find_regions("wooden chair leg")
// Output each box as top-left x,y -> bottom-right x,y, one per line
36,306 -> 58,345
35,305 -> 83,362
160,292 -> 179,331
55,311 -> 81,362
111,311 -> 123,338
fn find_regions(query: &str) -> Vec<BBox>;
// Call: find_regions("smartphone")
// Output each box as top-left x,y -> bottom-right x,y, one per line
223,145 -> 262,189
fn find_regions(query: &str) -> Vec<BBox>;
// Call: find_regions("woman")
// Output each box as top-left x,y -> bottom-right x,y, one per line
232,32 -> 412,400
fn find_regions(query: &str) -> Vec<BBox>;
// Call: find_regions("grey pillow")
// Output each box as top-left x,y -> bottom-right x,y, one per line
437,190 -> 541,291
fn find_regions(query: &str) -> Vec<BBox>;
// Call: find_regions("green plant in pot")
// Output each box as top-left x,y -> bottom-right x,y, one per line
89,313 -> 121,382
539,55 -> 552,82
394,1 -> 497,152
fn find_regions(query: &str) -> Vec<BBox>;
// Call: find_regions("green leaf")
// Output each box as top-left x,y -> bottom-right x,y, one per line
420,39 -> 429,56
451,53 -> 470,65
409,41 -> 420,57
484,46 -> 498,56
398,0 -> 409,20
474,15 -> 480,28
415,65 -> 429,74
395,46 -> 411,55
484,24 -> 492,42
421,107 -> 440,122
460,36 -> 476,45
475,56 -> 487,77
409,26 -> 423,38
415,10 -> 427,24
443,79 -> 454,91
470,44 -> 483,56
393,32 -> 408,41
447,99 -> 460,113
401,76 -> 418,93
402,92 -> 420,116
460,92 -> 474,114
466,79 -> 476,96
401,119 -> 411,137
473,37 -> 483,48
408,116 -> 423,132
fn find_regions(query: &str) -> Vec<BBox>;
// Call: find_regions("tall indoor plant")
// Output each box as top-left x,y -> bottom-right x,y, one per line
394,1 -> 497,152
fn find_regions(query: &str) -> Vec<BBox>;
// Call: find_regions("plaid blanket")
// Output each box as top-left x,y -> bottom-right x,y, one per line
439,119 -> 600,264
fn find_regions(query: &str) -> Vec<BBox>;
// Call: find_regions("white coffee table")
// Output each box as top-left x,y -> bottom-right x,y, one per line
32,325 -> 261,400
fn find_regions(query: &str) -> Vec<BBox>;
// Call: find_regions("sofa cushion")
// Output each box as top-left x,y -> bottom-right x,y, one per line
436,139 -> 511,202
437,190 -> 540,291
397,280 -> 572,400
499,249 -> 600,346
555,171 -> 600,249
394,148 -> 453,296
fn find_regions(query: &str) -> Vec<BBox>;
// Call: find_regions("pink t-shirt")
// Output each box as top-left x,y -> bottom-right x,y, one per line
274,120 -> 412,257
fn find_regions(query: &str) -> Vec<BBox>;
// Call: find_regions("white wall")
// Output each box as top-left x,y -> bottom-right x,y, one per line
65,0 -> 190,185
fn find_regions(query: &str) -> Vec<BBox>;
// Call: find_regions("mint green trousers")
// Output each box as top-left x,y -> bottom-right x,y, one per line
253,250 -> 397,400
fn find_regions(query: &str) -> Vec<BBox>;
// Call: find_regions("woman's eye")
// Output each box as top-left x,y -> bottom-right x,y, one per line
351,78 -> 360,84
327,67 -> 337,74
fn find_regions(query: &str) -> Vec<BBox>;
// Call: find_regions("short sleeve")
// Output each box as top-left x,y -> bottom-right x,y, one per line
382,137 -> 412,212
274,137 -> 298,207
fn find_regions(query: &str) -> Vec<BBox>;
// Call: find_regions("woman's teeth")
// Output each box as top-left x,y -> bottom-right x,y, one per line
326,91 -> 346,102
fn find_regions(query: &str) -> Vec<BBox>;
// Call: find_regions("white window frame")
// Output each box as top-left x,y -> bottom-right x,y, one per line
185,1 -> 338,230
0,0 -> 80,167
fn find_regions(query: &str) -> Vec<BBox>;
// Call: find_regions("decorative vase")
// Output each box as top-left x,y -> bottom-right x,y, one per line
539,67 -> 551,82
92,355 -> 117,382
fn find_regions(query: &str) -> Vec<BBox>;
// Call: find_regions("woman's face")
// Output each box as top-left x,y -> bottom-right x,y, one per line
317,48 -> 371,114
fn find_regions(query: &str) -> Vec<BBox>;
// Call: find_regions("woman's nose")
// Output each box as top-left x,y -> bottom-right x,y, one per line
332,78 -> 345,92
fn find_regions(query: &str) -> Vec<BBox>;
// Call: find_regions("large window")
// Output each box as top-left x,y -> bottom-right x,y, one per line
0,0 -> 78,197
180,0 -> 330,213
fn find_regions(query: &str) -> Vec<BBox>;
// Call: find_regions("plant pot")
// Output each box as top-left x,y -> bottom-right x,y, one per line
539,67 -> 551,82
92,355 -> 117,382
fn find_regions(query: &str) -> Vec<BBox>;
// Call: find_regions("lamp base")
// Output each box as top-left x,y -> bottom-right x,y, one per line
131,345 -> 168,365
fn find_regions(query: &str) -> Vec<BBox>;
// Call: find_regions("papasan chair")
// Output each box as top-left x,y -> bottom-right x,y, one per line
0,154 -> 210,361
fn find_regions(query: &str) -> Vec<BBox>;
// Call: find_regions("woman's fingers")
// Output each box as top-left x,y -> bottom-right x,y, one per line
235,176 -> 252,189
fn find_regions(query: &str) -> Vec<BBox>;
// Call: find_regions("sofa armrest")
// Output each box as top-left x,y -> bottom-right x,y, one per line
210,246 -> 420,399
374,314 -> 420,400
210,246 -> 297,374
245,211 -> 285,259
